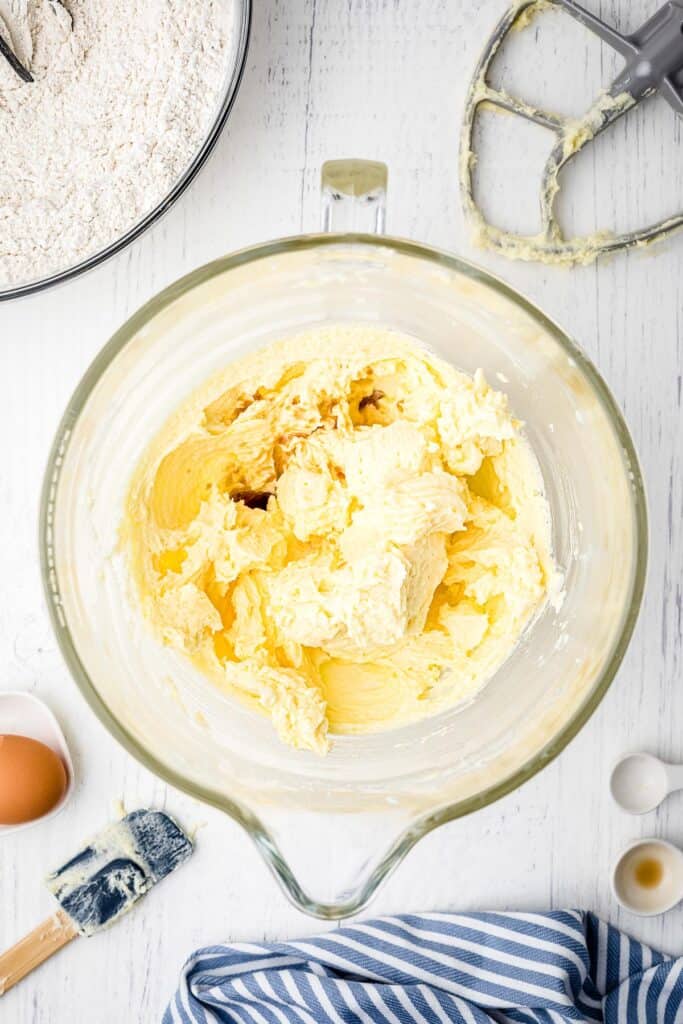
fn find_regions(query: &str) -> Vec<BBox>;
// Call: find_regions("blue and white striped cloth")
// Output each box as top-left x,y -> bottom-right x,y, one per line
165,910 -> 683,1023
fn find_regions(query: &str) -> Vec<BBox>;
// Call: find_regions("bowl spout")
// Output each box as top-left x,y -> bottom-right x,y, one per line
249,805 -> 425,920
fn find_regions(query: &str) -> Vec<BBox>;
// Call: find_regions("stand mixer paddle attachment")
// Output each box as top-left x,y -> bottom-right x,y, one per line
460,0 -> 683,264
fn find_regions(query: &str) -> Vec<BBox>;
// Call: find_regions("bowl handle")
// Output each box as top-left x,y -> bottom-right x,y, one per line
321,159 -> 387,234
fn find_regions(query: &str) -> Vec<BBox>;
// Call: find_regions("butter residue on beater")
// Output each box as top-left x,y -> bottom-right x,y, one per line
460,82 -> 635,265
122,326 -> 557,754
458,0 -> 649,265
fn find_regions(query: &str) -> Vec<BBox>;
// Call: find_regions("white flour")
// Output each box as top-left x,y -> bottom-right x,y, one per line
0,0 -> 234,288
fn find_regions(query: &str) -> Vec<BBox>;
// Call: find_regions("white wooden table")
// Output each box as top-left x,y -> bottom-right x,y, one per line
1,1 -> 682,1019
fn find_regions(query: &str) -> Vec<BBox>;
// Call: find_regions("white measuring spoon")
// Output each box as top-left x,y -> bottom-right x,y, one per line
610,753 -> 683,815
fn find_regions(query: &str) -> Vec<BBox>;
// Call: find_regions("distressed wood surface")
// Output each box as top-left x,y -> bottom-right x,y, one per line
1,1 -> 682,1019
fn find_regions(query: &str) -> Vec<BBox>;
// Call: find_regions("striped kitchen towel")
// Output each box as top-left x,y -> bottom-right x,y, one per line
165,910 -> 683,1023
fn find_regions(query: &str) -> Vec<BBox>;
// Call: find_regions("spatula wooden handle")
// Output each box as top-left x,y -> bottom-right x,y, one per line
0,910 -> 77,996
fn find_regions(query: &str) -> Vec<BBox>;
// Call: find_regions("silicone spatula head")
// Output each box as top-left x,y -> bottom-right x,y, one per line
45,809 -> 193,935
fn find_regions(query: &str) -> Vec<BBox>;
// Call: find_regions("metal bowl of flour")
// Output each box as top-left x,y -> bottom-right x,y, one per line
0,0 -> 251,302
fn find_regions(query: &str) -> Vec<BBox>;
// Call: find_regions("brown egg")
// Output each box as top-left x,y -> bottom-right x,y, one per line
0,734 -> 68,825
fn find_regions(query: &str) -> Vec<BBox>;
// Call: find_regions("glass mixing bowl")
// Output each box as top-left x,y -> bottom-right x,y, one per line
40,161 -> 647,918
0,0 -> 251,302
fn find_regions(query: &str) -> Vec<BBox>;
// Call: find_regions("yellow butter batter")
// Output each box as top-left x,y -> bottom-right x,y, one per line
123,326 -> 555,754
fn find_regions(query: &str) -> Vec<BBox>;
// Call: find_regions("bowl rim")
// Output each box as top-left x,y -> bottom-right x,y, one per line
0,0 -> 252,303
39,233 -> 649,918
